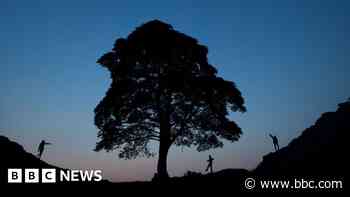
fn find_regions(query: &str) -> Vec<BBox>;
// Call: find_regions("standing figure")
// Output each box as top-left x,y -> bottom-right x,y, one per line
205,155 -> 214,174
269,134 -> 279,151
37,140 -> 51,159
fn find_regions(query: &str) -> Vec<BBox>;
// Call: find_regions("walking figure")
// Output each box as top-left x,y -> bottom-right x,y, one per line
37,140 -> 51,159
269,134 -> 279,151
205,155 -> 214,174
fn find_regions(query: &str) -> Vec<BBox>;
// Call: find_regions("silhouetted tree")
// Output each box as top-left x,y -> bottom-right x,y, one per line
94,20 -> 246,180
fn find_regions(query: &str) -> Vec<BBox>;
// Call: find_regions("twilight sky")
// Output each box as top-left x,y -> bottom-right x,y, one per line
1,0 -> 349,182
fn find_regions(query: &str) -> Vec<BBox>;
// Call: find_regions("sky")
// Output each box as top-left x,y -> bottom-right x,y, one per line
0,0 -> 349,182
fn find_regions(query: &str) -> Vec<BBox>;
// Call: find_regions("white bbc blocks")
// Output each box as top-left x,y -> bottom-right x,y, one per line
8,169 -> 22,183
24,169 -> 39,183
7,168 -> 56,183
42,169 -> 56,183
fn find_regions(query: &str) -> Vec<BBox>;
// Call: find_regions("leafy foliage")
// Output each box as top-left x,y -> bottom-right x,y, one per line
94,20 -> 246,159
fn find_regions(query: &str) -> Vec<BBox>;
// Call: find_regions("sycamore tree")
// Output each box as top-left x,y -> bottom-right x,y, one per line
94,20 -> 246,180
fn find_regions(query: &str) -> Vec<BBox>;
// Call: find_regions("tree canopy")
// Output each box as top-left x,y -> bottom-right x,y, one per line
94,20 -> 246,178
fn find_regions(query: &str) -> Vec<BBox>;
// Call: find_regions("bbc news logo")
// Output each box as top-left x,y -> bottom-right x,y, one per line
7,169 -> 102,183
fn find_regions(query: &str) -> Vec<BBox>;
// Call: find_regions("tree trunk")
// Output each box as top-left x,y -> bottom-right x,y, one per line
157,138 -> 171,180
157,110 -> 172,181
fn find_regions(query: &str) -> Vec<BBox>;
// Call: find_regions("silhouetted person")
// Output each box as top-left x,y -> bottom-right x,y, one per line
269,134 -> 279,151
37,140 -> 51,159
205,155 -> 214,174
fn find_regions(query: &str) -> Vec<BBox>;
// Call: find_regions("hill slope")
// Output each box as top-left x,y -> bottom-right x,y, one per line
0,136 -> 62,183
1,100 -> 347,184
254,100 -> 348,176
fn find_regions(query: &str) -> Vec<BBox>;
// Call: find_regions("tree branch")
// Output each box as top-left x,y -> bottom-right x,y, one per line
150,137 -> 160,141
172,105 -> 201,142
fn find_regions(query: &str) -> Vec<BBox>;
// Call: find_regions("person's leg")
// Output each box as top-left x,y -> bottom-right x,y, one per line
39,149 -> 43,159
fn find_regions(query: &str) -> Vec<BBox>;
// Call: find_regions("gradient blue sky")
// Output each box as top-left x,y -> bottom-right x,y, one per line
1,0 -> 349,182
